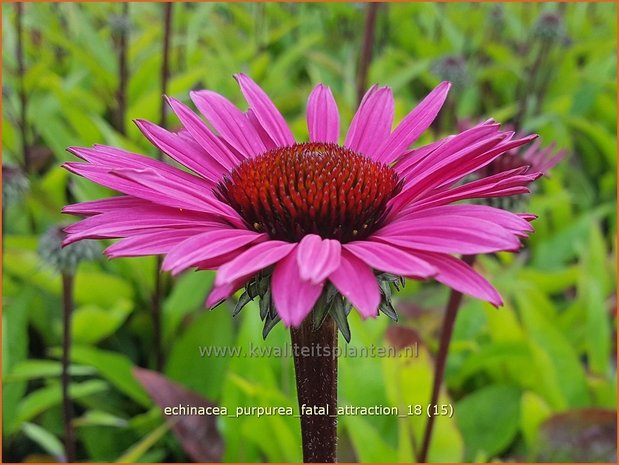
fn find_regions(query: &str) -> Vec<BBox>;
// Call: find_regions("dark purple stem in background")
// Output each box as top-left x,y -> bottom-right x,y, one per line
16,3 -> 30,173
62,273 -> 76,462
113,2 -> 129,135
152,3 -> 173,372
159,2 -> 173,137
291,316 -> 338,463
418,254 -> 477,463
356,3 -> 380,105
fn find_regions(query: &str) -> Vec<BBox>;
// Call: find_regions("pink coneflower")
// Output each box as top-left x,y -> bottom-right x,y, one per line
63,75 -> 539,332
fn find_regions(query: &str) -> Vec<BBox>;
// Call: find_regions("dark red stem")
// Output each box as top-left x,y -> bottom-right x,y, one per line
356,3 -> 380,105
291,316 -> 338,463
62,273 -> 76,462
418,254 -> 477,462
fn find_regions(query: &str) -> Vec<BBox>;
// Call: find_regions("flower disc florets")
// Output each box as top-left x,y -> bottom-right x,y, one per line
217,142 -> 402,243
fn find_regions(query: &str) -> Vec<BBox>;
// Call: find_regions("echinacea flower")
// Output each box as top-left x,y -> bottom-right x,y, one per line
63,74 -> 539,335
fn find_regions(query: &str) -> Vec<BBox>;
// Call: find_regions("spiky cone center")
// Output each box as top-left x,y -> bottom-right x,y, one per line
217,142 -> 402,243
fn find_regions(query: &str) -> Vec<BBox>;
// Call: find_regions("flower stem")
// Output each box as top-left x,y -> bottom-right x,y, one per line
356,2 -> 380,105
61,272 -> 76,462
418,254 -> 476,463
291,315 -> 338,463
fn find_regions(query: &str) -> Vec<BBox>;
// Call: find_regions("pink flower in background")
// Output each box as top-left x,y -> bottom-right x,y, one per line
63,75 -> 539,330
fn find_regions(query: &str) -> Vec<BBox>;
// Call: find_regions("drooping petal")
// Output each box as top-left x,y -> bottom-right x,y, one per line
162,229 -> 267,275
296,234 -> 341,284
109,167 -> 243,225
235,73 -> 295,147
62,196 -> 146,216
104,227 -> 214,258
216,240 -> 296,285
343,241 -> 436,278
372,216 -> 521,255
413,251 -> 503,307
306,84 -> 340,144
190,90 -> 266,158
373,81 -> 451,163
328,250 -> 380,318
272,248 -> 324,327
205,276 -> 249,308
64,205 -> 225,245
345,85 -> 394,158
63,163 -> 222,218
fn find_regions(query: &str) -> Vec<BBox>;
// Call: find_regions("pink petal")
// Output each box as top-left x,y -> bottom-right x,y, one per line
162,229 -> 267,275
374,81 -> 451,163
234,73 -> 295,147
205,277 -> 248,308
68,144 -> 213,186
388,133 -> 505,213
373,216 -> 521,255
190,90 -> 266,158
306,84 -> 340,144
133,119 -> 227,182
272,248 -> 324,327
104,227 -> 213,258
345,85 -> 394,158
395,121 -> 500,181
296,234 -> 341,284
63,196 -> 146,216
165,97 -> 243,167
413,251 -> 503,307
64,206 -> 224,245
248,109 -> 278,150
215,240 -> 296,285
343,241 -> 436,278
397,204 -> 534,237
328,249 -> 380,318
409,166 -> 539,211
109,167 -> 244,226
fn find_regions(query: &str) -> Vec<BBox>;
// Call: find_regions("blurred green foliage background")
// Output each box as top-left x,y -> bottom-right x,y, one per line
2,2 -> 617,462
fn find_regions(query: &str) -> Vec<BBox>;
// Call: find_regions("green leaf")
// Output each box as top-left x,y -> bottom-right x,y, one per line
61,346 -> 151,407
456,384 -> 521,460
165,308 -> 234,400
4,359 -> 96,383
16,380 -> 108,426
520,391 -> 552,456
22,422 -> 65,460
116,422 -> 170,463
163,271 -> 215,345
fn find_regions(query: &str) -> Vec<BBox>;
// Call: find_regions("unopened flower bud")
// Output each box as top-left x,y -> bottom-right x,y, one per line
3,165 -> 29,208
38,225 -> 99,274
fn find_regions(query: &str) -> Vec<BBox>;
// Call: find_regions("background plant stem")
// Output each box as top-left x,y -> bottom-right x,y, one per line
114,2 -> 129,135
152,3 -> 173,372
418,254 -> 477,462
291,316 -> 338,463
356,2 -> 380,105
61,272 -> 76,462
15,3 -> 30,173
